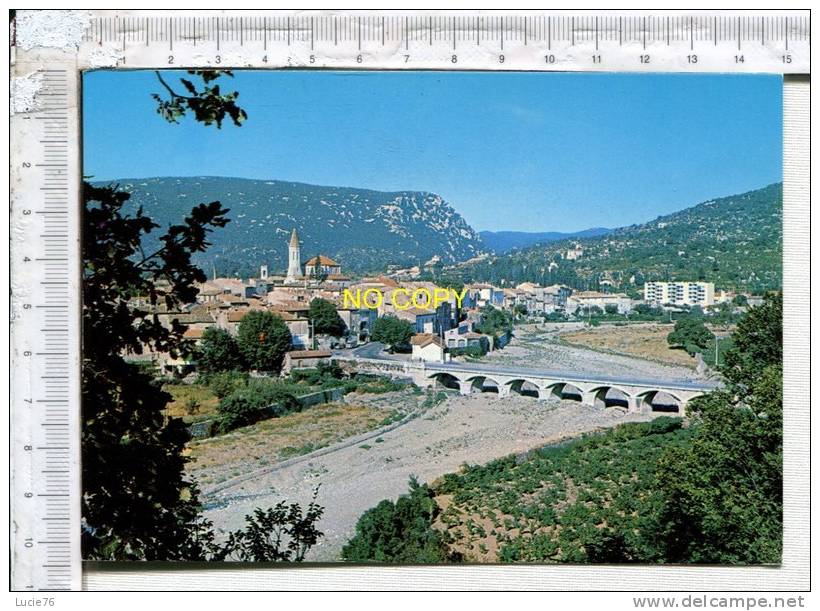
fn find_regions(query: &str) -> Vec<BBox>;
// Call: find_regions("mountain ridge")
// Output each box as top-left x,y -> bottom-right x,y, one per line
479,228 -> 611,253
94,176 -> 485,276
94,177 -> 782,292
454,183 -> 782,294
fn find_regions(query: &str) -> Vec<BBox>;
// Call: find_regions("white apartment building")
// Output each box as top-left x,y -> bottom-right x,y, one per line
644,281 -> 715,307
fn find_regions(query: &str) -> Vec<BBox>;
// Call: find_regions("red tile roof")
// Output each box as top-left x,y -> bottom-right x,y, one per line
305,254 -> 340,266
411,333 -> 444,348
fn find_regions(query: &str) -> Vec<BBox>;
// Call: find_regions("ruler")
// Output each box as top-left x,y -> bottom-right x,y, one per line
10,60 -> 82,591
74,11 -> 810,73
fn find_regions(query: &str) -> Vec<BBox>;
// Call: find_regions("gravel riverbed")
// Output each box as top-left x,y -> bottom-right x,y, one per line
199,324 -> 700,561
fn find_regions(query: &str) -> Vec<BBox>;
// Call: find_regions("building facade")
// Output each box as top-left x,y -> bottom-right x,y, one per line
304,254 -> 342,278
644,281 -> 715,307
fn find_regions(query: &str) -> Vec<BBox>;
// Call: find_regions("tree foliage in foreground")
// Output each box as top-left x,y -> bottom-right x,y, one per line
657,293 -> 782,564
342,478 -> 456,563
82,72 -> 323,561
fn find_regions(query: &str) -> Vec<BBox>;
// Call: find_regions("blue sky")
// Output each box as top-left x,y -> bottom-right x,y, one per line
83,70 -> 781,232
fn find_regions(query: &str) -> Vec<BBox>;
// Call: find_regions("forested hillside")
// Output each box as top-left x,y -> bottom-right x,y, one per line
479,227 -> 610,253
456,184 -> 782,294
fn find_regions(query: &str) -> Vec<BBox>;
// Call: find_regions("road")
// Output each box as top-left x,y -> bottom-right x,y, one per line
335,341 -> 408,361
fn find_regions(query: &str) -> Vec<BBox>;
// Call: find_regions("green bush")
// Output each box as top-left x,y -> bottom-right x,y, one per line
216,379 -> 301,433
371,315 -> 415,352
342,478 -> 457,563
289,361 -> 345,386
667,317 -> 714,355
236,310 -> 292,372
206,370 -> 248,399
449,344 -> 486,358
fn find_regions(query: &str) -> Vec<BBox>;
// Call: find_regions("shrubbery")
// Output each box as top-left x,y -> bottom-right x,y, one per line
205,370 -> 248,399
216,378 -> 301,433
449,344 -> 486,359
667,316 -> 714,355
342,477 -> 457,563
236,310 -> 292,372
289,361 -> 345,387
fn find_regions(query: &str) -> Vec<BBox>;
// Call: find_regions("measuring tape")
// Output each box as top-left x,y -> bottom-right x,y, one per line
11,60 -> 81,591
73,12 -> 811,72
8,9 -> 810,591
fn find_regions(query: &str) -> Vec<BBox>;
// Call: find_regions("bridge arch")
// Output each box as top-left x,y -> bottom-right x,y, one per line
588,385 -> 631,410
428,372 -> 461,391
544,381 -> 584,403
505,378 -> 540,398
637,389 -> 684,414
467,375 -> 502,395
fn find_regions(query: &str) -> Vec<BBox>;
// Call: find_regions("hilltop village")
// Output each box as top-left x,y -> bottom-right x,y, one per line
131,227 -> 757,377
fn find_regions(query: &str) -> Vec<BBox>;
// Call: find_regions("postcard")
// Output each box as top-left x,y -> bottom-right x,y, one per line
79,69 -> 784,565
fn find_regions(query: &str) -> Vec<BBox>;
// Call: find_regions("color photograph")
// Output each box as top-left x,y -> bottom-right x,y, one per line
81,70 -> 783,564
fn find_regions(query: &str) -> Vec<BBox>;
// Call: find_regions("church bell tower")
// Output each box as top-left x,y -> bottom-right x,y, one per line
285,228 -> 303,283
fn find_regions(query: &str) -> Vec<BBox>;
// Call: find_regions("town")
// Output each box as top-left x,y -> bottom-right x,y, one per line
135,227 -> 760,378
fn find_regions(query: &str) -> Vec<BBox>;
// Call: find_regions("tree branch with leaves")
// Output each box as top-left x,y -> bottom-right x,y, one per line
152,70 -> 247,128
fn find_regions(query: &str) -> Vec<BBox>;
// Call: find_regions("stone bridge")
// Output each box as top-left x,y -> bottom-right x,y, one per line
333,356 -> 719,416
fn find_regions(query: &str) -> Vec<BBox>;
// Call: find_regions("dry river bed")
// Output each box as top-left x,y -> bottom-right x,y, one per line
480,323 -> 708,382
200,389 -> 654,561
199,323 -> 705,561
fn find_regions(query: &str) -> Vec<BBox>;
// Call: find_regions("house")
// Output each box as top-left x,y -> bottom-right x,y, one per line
566,291 -> 634,314
394,303 -> 453,335
504,283 -> 573,315
410,334 -> 447,362
443,324 -> 489,352
326,273 -> 352,288
156,307 -> 216,333
243,279 -> 272,299
270,300 -> 311,319
304,254 -> 342,278
337,307 -> 378,341
282,349 -> 332,374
